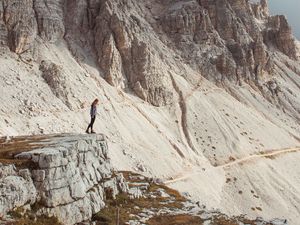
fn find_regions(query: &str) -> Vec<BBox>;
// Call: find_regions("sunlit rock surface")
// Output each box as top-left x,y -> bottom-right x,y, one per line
0,134 -> 128,225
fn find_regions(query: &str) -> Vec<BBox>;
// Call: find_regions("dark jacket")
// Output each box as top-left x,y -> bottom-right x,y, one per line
90,105 -> 97,117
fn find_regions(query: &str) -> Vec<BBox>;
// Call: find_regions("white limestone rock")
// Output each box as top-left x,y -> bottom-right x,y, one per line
0,165 -> 17,178
0,172 -> 36,217
0,134 -> 128,225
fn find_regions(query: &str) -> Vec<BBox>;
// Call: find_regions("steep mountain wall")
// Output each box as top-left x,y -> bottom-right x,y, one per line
0,0 -> 298,106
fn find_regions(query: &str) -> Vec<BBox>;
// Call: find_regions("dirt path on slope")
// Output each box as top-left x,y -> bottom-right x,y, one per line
164,146 -> 300,185
218,146 -> 300,168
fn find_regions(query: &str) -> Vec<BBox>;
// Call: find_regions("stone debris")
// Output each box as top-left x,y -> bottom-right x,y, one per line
114,173 -> 288,225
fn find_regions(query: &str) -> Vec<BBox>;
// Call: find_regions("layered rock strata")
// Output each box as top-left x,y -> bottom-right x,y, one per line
0,0 -> 297,106
0,134 -> 128,225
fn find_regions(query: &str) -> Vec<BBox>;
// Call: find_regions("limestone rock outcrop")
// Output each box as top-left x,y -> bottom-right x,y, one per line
0,0 -> 64,53
38,60 -> 75,109
0,0 -> 297,106
252,0 -> 269,20
94,0 -> 174,106
264,15 -> 297,59
0,134 -> 128,225
0,165 -> 37,216
33,0 -> 65,42
161,1 -> 215,43
0,0 -> 37,53
39,61 -> 66,98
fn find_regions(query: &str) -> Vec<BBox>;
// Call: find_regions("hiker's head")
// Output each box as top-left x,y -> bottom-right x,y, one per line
92,99 -> 99,105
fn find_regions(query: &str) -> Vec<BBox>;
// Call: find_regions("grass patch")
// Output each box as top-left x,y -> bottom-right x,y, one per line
93,171 -> 273,225
147,214 -> 204,225
7,207 -> 62,225
94,185 -> 186,224
93,172 -> 187,225
211,216 -> 239,225
0,134 -> 61,168
7,215 -> 62,225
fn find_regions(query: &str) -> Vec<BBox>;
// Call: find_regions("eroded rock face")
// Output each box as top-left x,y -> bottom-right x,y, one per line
252,0 -> 269,19
0,134 -> 128,225
264,15 -> 297,59
0,0 -> 298,106
33,0 -> 65,42
0,0 -> 37,53
0,165 -> 37,216
161,1 -> 215,43
93,0 -> 174,106
39,60 -> 75,109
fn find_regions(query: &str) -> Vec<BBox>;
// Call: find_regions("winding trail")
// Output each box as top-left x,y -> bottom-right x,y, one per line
218,146 -> 300,168
164,146 -> 300,185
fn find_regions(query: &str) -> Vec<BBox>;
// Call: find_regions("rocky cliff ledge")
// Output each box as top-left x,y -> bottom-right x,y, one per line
0,134 -> 128,224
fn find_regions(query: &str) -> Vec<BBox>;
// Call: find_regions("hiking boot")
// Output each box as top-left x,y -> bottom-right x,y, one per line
86,129 -> 90,134
91,130 -> 96,134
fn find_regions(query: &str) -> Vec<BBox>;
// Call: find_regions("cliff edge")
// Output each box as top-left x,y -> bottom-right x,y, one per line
0,134 -> 128,224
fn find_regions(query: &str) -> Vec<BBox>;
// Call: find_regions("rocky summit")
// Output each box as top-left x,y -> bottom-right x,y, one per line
0,0 -> 300,224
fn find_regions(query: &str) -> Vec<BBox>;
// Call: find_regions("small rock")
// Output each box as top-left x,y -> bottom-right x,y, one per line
5,80 -> 12,85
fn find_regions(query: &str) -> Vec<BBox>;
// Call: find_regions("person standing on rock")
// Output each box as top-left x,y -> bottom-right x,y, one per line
86,99 -> 99,134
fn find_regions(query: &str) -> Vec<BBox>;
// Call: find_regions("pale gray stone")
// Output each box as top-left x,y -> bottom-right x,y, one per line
0,133 -> 128,224
0,165 -> 16,178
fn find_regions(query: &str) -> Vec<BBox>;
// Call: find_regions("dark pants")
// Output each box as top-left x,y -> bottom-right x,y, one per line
87,116 -> 96,131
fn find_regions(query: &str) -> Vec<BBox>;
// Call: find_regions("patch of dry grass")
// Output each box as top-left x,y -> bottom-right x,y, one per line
93,185 -> 186,224
7,207 -> 62,225
93,171 -> 187,225
210,215 -> 273,225
0,135 -> 59,168
147,214 -> 204,225
93,171 -> 270,225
